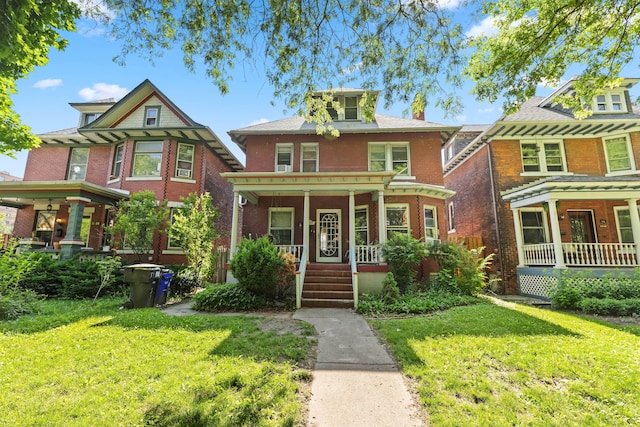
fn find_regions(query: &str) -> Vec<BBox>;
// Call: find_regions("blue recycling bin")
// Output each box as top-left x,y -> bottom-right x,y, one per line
154,269 -> 173,305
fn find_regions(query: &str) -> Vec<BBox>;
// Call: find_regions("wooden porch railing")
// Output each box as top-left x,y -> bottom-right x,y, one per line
523,242 -> 639,267
276,245 -> 303,262
354,245 -> 382,264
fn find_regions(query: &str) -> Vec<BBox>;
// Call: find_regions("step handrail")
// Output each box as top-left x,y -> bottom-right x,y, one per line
295,247 -> 308,309
350,246 -> 358,309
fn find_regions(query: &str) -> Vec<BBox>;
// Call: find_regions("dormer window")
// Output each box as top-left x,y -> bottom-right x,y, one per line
83,113 -> 101,125
344,97 -> 358,120
593,91 -> 627,113
144,106 -> 160,127
319,95 -> 361,121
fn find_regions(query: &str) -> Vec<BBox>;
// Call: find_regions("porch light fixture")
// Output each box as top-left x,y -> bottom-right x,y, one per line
600,219 -> 607,226
46,199 -> 52,212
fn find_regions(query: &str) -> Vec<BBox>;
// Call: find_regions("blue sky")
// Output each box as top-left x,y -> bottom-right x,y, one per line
3,5 -> 639,178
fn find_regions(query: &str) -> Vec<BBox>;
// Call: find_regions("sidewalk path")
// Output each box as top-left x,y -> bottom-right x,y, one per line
293,308 -> 424,427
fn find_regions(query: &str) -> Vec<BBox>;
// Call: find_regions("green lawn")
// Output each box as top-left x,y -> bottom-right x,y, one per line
370,298 -> 640,426
0,299 -> 315,427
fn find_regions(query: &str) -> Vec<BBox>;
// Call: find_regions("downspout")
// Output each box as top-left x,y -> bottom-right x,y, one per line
486,139 -> 506,294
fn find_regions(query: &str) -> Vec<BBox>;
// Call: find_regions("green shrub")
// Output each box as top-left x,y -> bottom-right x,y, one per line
357,289 -> 482,315
0,289 -> 43,320
229,237 -> 284,298
193,283 -> 266,311
429,242 -> 495,296
0,240 -> 42,319
166,265 -> 200,298
381,233 -> 428,291
578,298 -> 640,316
549,269 -> 640,310
380,272 -> 400,303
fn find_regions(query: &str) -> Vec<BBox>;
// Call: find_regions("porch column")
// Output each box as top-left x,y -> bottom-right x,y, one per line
303,191 -> 310,263
229,191 -> 240,260
548,199 -> 566,268
377,190 -> 386,245
627,198 -> 640,263
511,208 -> 525,267
60,197 -> 89,260
348,191 -> 355,263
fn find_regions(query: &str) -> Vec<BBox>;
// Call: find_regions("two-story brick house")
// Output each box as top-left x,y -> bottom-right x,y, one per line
222,88 -> 457,307
444,77 -> 640,297
0,79 -> 242,263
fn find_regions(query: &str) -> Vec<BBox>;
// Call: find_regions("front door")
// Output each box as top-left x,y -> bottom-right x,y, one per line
568,211 -> 596,243
317,209 -> 341,262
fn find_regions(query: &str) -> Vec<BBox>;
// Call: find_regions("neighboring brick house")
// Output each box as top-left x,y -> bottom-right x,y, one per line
443,77 -> 640,297
222,88 -> 457,307
0,171 -> 21,237
0,79 -> 242,263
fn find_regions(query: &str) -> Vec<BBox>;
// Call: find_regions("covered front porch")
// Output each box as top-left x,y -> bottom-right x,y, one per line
502,176 -> 640,297
0,181 -> 129,259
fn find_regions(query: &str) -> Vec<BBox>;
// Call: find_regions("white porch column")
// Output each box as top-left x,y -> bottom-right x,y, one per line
627,198 -> 640,263
303,191 -> 310,263
377,190 -> 386,245
348,191 -> 355,262
548,199 -> 566,268
229,191 -> 240,260
511,208 -> 525,267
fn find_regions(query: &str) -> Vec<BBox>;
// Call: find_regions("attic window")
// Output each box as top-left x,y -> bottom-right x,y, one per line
83,113 -> 101,125
593,92 -> 626,113
144,106 -> 160,127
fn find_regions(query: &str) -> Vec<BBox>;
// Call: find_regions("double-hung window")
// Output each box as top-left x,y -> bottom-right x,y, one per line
67,147 -> 89,180
354,206 -> 369,245
614,207 -> 640,243
111,144 -> 124,179
368,143 -> 410,176
520,210 -> 547,244
520,140 -> 565,173
175,143 -> 195,178
275,144 -> 293,172
132,141 -> 163,177
424,206 -> 438,241
594,92 -> 627,113
603,135 -> 634,173
144,106 -> 160,127
301,144 -> 318,172
386,204 -> 409,238
269,208 -> 294,245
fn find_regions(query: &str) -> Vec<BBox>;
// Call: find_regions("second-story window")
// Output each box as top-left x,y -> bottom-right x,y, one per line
301,144 -> 318,172
175,143 -> 195,178
520,140 -> 565,173
369,143 -> 410,176
424,206 -> 438,241
67,147 -> 89,180
275,144 -> 293,172
593,92 -> 627,113
83,113 -> 101,125
111,144 -> 124,179
144,106 -> 160,127
603,135 -> 634,173
132,141 -> 163,177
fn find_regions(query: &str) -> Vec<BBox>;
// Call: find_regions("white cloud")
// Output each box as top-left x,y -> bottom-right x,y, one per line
454,114 -> 468,123
435,0 -> 461,10
249,118 -> 269,126
478,107 -> 494,114
78,83 -> 128,101
466,16 -> 499,38
537,78 -> 563,89
33,79 -> 63,89
77,22 -> 107,37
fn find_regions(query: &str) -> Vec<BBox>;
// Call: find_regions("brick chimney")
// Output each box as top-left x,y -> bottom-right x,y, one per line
412,109 -> 425,121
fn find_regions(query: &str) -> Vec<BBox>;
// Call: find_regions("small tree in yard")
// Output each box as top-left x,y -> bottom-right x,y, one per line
382,233 -> 428,292
168,192 -> 220,285
109,191 -> 169,263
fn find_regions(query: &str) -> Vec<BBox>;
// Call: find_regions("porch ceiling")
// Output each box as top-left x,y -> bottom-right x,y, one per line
0,181 -> 129,209
486,119 -> 640,140
502,176 -> 640,208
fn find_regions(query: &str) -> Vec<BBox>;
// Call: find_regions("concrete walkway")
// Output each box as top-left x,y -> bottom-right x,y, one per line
293,308 -> 424,427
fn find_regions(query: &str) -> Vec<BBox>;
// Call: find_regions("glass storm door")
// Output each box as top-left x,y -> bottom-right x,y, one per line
317,209 -> 341,262
569,211 -> 596,243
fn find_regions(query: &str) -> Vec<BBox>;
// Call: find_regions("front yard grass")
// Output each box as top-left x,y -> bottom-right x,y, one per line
0,298 -> 315,427
370,298 -> 640,426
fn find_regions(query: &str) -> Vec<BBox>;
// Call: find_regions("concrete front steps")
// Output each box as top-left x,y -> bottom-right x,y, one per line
302,263 -> 354,308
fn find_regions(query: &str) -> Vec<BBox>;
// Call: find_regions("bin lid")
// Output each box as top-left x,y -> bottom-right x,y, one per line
124,263 -> 163,270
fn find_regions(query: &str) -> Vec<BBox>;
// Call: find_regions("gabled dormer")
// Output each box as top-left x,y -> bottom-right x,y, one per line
537,76 -> 640,116
69,99 -> 116,127
313,88 -> 379,122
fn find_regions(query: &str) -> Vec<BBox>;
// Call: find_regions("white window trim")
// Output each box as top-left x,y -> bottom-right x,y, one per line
423,205 -> 439,241
175,142 -> 195,179
67,147 -> 90,181
519,139 -> 569,175
110,143 -> 124,181
275,143 -> 294,173
131,141 -> 164,178
300,143 -> 319,172
448,201 -> 455,233
268,207 -> 295,245
613,205 -> 640,244
520,208 -> 549,244
354,204 -> 369,245
144,106 -> 161,127
385,203 -> 410,237
603,134 -> 636,175
592,90 -> 627,113
368,142 -> 412,177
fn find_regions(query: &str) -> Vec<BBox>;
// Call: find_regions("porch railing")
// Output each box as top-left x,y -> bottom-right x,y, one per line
523,242 -> 639,267
354,245 -> 382,264
276,244 -> 303,262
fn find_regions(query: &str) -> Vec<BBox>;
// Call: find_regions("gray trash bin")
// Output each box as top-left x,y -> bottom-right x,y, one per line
123,264 -> 163,308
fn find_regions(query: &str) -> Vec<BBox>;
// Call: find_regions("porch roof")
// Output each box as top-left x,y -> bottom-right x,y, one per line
502,175 -> 640,208
0,181 -> 130,209
220,171 -> 396,204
